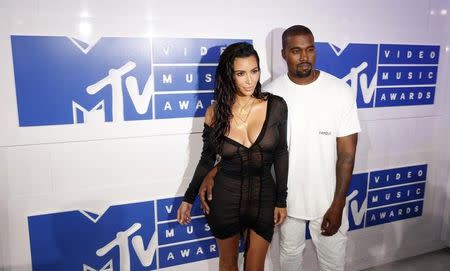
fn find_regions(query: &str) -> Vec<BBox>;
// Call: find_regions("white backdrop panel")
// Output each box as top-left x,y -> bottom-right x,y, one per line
1,0 -> 449,270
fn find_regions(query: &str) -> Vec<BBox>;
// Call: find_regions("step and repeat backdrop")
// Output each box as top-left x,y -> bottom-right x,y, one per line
1,0 -> 449,270
26,165 -> 427,271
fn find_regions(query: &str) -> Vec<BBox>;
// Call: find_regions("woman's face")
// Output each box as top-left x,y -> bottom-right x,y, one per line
232,55 -> 260,97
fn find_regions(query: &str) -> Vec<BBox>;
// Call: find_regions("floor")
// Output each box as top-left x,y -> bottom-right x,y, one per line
362,248 -> 450,271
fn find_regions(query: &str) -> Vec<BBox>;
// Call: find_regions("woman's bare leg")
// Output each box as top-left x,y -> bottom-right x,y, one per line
244,230 -> 270,271
216,235 -> 241,271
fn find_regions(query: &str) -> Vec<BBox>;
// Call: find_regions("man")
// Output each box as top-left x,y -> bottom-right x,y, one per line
200,25 -> 360,271
264,24 -> 360,271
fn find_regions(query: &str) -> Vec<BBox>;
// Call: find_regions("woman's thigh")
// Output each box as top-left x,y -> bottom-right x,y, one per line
245,229 -> 270,271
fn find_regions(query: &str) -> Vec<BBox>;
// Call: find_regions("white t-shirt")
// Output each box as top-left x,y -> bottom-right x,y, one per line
265,71 -> 361,219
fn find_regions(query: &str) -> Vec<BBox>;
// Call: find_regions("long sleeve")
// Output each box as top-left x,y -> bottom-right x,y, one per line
273,97 -> 289,207
183,124 -> 217,204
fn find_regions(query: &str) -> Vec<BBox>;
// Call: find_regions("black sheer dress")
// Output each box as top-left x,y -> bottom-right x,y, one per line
183,94 -> 288,242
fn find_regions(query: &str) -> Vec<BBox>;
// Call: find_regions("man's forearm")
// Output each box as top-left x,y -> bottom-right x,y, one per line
332,134 -> 358,208
208,163 -> 219,178
333,153 -> 355,207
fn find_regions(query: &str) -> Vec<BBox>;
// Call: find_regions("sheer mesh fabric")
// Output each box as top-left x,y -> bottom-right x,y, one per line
183,94 -> 288,241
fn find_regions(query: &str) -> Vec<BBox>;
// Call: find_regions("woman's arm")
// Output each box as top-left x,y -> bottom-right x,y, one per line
178,106 -> 216,224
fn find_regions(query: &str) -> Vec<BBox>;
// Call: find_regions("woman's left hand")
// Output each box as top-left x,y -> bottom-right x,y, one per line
274,207 -> 287,226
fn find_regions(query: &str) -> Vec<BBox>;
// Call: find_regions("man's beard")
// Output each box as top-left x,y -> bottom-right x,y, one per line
295,62 -> 312,78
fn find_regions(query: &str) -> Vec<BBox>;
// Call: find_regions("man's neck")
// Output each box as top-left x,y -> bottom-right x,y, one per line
287,69 -> 319,85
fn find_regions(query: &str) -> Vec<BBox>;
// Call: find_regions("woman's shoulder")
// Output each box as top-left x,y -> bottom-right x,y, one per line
267,93 -> 288,109
204,102 -> 217,127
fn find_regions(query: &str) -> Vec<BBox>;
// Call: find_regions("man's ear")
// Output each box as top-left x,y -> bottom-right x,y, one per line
281,49 -> 286,60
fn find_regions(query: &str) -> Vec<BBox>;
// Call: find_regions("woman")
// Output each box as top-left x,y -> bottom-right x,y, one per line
177,42 -> 288,271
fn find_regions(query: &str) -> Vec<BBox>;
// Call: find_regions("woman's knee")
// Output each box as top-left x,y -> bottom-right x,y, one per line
217,235 -> 240,270
219,253 -> 238,269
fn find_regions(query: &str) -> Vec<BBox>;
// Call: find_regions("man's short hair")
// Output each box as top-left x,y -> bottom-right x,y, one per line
282,25 -> 314,49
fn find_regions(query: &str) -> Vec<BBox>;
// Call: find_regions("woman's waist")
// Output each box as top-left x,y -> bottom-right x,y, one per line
218,166 -> 273,179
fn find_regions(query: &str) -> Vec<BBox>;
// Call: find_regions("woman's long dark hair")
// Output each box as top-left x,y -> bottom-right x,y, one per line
211,42 -> 268,153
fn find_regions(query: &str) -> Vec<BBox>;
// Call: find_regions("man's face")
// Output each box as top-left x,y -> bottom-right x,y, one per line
282,34 -> 315,78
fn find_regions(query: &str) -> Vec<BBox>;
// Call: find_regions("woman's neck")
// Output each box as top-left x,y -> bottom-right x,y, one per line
234,95 -> 254,106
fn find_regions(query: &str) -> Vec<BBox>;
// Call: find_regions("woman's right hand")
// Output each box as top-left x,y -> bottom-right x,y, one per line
177,201 -> 193,225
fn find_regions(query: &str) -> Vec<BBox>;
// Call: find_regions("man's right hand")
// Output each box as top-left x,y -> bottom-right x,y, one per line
199,170 -> 216,214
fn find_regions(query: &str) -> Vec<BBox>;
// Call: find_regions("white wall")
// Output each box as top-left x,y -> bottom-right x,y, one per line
441,0 -> 450,248
1,0 -> 450,270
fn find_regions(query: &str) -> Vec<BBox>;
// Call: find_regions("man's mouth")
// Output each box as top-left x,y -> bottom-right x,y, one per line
298,62 -> 311,69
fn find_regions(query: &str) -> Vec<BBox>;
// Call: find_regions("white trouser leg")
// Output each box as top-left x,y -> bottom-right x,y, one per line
308,216 -> 349,271
279,216 -> 307,271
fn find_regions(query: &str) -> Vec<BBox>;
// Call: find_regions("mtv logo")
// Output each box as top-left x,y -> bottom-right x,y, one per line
28,201 -> 157,271
73,100 -> 106,124
11,36 -> 153,126
346,173 -> 369,231
83,259 -> 113,271
315,42 -> 378,108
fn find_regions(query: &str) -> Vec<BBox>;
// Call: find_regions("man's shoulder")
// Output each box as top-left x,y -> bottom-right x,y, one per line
264,74 -> 289,94
319,70 -> 346,85
318,71 -> 353,98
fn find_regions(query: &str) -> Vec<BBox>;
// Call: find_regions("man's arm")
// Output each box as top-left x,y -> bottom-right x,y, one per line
198,164 -> 219,214
321,133 -> 358,236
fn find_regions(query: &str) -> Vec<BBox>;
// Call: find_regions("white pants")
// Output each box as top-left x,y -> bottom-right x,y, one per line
279,215 -> 349,271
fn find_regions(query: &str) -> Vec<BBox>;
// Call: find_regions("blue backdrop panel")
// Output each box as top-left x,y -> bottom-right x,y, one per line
28,201 -> 157,271
12,36 -> 152,126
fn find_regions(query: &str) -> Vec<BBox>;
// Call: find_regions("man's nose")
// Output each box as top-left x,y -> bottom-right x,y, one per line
300,50 -> 307,61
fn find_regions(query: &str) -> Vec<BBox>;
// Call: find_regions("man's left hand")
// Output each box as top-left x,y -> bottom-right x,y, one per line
321,204 -> 343,236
